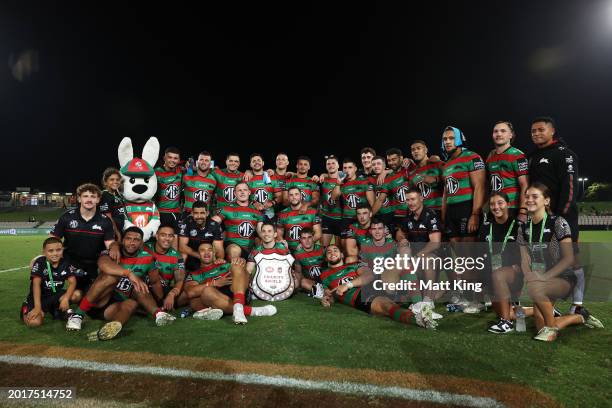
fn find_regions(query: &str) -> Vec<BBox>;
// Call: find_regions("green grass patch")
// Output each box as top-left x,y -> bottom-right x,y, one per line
0,208 -> 65,222
0,235 -> 610,407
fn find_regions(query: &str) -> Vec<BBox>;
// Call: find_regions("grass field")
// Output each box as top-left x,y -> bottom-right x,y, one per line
0,207 -> 64,222
0,234 -> 610,407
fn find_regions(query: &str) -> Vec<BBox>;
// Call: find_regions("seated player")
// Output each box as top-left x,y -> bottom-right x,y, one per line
178,200 -> 224,272
144,225 -> 189,311
319,245 -> 437,329
343,203 -> 373,263
277,186 -> 321,252
396,188 -> 442,309
217,182 -> 264,261
21,237 -> 80,328
186,242 -> 277,324
66,227 -> 176,335
293,228 -> 326,299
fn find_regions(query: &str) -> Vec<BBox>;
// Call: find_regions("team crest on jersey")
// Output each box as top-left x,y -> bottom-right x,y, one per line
539,158 -> 549,164
238,221 -> 255,238
289,225 -> 302,241
397,185 -> 409,202
346,193 -> 359,209
223,186 -> 236,202
69,220 -> 78,228
446,177 -> 459,194
417,182 -> 431,198
194,189 -> 210,203
165,184 -> 179,200
491,174 -> 503,191
254,188 -> 268,204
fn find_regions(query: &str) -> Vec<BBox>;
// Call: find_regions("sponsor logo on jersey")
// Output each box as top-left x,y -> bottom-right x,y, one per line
194,189 -> 210,203
517,159 -> 528,172
446,176 -> 459,194
309,265 -> 321,278
69,220 -> 78,228
223,187 -> 236,202
396,185 -> 409,203
165,184 -> 179,200
238,221 -> 255,238
567,164 -> 574,173
491,174 -> 504,191
254,188 -> 268,204
417,181 -> 431,198
345,193 -> 359,209
473,159 -> 485,170
301,190 -> 308,202
326,191 -> 336,206
565,156 -> 573,163
289,225 -> 302,241
190,229 -> 197,237
539,158 -> 549,164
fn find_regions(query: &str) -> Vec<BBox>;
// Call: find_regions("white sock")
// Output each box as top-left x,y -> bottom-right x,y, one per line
571,267 -> 585,312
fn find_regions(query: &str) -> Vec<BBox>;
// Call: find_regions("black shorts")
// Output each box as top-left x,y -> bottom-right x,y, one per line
85,294 -> 122,321
20,290 -> 66,320
217,285 -> 252,305
352,293 -> 376,314
72,260 -> 98,292
444,201 -> 478,238
321,215 -> 343,236
159,212 -> 180,232
340,218 -> 357,239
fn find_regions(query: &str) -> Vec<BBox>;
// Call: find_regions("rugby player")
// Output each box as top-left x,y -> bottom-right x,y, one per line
277,187 -> 322,252
178,200 -> 224,271
293,227 -> 326,298
155,146 -> 183,240
246,153 -> 283,220
283,156 -> 320,211
183,151 -> 217,213
408,141 -> 444,213
320,245 -> 437,329
319,155 -> 343,247
212,152 -> 244,211
343,203 -> 373,263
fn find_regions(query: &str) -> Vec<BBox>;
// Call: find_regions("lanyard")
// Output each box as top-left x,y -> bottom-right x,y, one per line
528,212 -> 548,260
46,261 -> 57,293
488,219 -> 515,254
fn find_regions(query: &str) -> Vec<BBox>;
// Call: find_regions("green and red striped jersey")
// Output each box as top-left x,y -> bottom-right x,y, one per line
319,177 -> 342,219
358,237 -> 397,268
213,168 -> 244,210
123,201 -> 160,229
340,177 -> 373,219
277,208 -> 321,251
380,170 -> 410,218
247,174 -> 282,205
111,249 -> 155,300
284,176 -> 318,203
144,241 -> 185,287
408,161 -> 444,210
218,203 -> 263,250
182,172 -> 217,212
342,222 -> 370,245
442,148 -> 485,205
155,166 -> 183,213
486,146 -> 528,208
186,262 -> 231,285
369,175 -> 393,215
320,262 -> 363,307
293,243 -> 325,281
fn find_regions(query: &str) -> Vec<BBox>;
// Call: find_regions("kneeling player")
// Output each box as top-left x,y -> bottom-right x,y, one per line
186,242 -> 276,324
21,237 -> 80,328
320,245 -> 437,329
67,227 -> 176,337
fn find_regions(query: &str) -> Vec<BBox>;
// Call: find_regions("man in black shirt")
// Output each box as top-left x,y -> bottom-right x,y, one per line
178,200 -> 224,271
50,184 -> 119,292
528,116 -> 584,313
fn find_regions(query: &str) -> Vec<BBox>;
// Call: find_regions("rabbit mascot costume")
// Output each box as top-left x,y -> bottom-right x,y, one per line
118,136 -> 161,242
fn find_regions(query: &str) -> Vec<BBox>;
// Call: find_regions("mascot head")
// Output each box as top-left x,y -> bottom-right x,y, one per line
118,137 -> 160,203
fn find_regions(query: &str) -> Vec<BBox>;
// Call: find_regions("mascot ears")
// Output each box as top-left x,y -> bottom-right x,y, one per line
118,137 -> 160,168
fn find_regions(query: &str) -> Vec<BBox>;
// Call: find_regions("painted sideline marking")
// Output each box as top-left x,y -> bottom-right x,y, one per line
0,354 -> 504,408
0,266 -> 28,274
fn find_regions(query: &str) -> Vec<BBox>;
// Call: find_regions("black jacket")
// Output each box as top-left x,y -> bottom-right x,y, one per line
528,141 -> 578,216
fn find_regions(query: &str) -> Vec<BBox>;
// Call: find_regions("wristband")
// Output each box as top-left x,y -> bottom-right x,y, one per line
346,281 -> 354,289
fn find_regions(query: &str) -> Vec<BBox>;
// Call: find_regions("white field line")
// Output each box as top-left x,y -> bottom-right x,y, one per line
0,354 -> 504,408
0,266 -> 28,274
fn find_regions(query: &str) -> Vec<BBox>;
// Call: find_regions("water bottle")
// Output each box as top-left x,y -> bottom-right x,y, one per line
263,171 -> 271,184
446,303 -> 463,313
515,306 -> 526,332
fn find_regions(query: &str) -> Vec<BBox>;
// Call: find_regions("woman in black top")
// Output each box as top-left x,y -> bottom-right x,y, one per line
518,182 -> 603,342
478,192 -> 521,334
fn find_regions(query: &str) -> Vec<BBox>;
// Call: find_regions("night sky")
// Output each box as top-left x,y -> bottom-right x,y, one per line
2,1 -> 612,191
